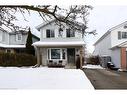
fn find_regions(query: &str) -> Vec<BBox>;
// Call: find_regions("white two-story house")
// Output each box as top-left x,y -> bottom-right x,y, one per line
33,20 -> 85,68
0,27 -> 40,53
93,21 -> 127,70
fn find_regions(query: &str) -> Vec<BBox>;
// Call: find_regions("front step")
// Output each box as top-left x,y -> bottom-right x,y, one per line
65,64 -> 76,69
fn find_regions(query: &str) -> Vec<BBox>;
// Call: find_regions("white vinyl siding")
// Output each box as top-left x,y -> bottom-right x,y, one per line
0,32 -> 2,41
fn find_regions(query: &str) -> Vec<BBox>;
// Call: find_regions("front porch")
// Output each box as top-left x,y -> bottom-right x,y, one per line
33,41 -> 85,69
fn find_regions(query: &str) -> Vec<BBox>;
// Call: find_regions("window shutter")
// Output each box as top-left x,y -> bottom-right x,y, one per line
46,29 -> 50,38
118,31 -> 121,39
66,29 -> 70,37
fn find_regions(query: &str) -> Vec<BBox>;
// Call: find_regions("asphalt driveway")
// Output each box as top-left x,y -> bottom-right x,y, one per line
83,68 -> 127,89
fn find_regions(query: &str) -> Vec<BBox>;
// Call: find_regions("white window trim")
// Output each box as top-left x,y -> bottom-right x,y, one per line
47,48 -> 66,60
16,33 -> 22,41
46,29 -> 55,38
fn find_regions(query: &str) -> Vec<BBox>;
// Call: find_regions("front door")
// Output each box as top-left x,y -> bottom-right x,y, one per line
67,48 -> 75,64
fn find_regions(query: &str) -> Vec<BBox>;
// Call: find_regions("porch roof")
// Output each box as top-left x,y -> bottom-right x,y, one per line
32,41 -> 85,47
0,43 -> 25,48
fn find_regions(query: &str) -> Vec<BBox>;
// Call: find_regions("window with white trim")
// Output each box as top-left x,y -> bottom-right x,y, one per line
16,33 -> 22,41
122,32 -> 127,38
46,29 -> 55,38
47,48 -> 66,60
66,29 -> 75,37
51,49 -> 60,59
118,31 -> 127,39
58,28 -> 63,37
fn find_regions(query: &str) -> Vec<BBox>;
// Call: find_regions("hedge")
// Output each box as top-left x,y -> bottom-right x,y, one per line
0,52 -> 37,67
87,56 -> 100,65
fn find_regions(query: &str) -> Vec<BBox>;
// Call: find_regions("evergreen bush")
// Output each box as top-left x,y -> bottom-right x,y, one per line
0,52 -> 36,67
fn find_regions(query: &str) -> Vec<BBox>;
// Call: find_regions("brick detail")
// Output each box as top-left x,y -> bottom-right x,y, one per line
121,47 -> 127,70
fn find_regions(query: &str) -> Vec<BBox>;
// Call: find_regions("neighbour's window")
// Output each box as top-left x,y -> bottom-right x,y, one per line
16,33 -> 22,41
51,49 -> 60,59
122,32 -> 127,38
124,25 -> 127,29
46,29 -> 55,38
6,49 -> 11,53
118,31 -> 127,39
66,29 -> 75,37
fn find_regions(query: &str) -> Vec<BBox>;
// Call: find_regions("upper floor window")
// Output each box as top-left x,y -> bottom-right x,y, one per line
16,33 -> 22,41
46,29 -> 55,38
66,29 -> 75,37
118,31 -> 127,39
58,28 -> 63,37
122,32 -> 127,38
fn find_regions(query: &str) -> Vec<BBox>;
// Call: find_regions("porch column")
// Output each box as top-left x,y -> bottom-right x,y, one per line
36,47 -> 41,66
80,47 -> 84,69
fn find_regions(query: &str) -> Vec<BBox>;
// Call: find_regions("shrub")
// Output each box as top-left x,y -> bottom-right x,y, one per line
87,55 -> 100,65
25,28 -> 35,55
0,52 -> 37,67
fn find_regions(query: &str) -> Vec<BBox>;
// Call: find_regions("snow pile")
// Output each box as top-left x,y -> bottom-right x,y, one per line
0,67 -> 94,89
83,65 -> 104,69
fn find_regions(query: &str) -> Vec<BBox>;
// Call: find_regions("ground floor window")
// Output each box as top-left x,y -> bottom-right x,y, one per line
51,49 -> 60,59
48,48 -> 66,60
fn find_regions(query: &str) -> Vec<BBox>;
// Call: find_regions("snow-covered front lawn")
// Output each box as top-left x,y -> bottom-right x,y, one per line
83,64 -> 104,69
0,67 -> 94,89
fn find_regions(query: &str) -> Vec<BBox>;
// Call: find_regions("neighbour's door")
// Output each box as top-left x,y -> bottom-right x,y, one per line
67,48 -> 75,64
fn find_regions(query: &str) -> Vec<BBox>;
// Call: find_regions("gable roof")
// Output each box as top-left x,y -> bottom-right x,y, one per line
94,21 -> 127,46
36,19 -> 84,31
36,19 -> 55,31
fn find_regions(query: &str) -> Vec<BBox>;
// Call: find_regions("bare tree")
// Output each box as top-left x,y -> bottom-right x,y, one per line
0,5 -> 93,37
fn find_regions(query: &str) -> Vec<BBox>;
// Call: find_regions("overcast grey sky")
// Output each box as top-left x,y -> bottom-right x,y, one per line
85,5 -> 127,53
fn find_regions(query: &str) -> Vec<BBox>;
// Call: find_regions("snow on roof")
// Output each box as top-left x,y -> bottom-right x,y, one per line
32,41 -> 85,47
0,43 -> 25,48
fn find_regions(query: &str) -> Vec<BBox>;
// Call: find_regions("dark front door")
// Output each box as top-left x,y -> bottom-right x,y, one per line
67,48 -> 75,64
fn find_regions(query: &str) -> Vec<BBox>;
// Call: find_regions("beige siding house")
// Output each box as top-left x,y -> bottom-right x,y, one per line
33,20 -> 85,68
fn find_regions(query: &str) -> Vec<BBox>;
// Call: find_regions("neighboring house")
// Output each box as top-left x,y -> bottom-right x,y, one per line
93,21 -> 127,70
0,27 -> 40,53
32,20 -> 85,68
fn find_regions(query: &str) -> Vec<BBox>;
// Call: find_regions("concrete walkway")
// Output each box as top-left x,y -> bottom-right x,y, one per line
83,68 -> 127,89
